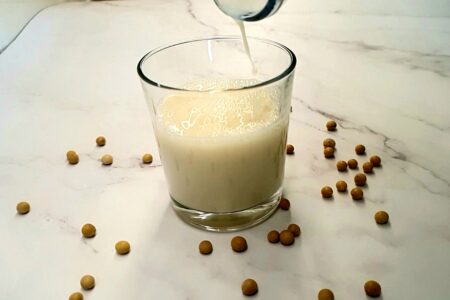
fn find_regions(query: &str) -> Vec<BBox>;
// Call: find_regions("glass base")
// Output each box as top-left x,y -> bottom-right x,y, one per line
171,189 -> 282,232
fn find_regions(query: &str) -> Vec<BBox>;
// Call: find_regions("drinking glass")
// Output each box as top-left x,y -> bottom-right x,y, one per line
138,36 -> 296,231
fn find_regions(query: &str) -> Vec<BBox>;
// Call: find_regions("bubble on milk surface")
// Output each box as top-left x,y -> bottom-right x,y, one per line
158,79 -> 281,137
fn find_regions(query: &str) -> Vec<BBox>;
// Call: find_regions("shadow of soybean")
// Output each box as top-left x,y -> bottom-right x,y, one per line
353,199 -> 366,207
366,294 -> 384,300
376,222 -> 392,229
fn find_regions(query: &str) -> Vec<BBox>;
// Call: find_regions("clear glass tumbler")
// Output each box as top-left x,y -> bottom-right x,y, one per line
138,36 -> 296,232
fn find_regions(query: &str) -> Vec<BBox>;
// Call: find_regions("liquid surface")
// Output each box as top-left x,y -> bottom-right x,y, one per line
158,79 -> 279,137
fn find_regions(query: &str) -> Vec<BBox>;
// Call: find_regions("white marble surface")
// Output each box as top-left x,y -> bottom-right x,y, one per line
0,0 -> 69,52
1,0 -> 450,299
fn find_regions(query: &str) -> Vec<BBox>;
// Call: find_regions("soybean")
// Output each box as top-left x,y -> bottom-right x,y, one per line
16,201 -> 30,214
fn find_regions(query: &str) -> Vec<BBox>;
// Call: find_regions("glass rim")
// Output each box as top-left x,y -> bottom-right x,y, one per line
137,36 -> 296,92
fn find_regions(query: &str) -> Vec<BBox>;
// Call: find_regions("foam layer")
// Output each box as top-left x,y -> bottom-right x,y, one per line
157,79 -> 279,137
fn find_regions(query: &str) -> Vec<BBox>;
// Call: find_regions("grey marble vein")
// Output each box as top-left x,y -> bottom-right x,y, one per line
185,0 -> 218,34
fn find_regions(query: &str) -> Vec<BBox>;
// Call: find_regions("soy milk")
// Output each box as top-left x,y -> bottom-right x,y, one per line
155,80 -> 288,212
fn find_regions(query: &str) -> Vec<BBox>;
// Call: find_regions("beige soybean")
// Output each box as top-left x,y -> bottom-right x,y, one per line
101,154 -> 113,165
198,240 -> 213,255
280,230 -> 295,246
351,187 -> 364,200
364,280 -> 382,297
287,224 -> 301,237
363,161 -> 374,174
286,144 -> 295,155
96,136 -> 106,147
324,147 -> 335,159
370,155 -> 382,167
267,230 -> 280,243
374,211 -> 389,224
69,292 -> 83,300
279,198 -> 290,210
323,138 -> 336,148
66,150 -> 76,159
16,201 -> 30,214
355,144 -> 366,155
354,173 -> 367,186
336,180 -> 347,192
321,186 -> 333,198
142,153 -> 153,164
115,240 -> 131,255
318,289 -> 334,300
326,120 -> 337,131
67,151 -> 79,165
241,278 -> 258,296
336,160 -> 348,172
231,236 -> 248,252
348,158 -> 358,169
81,224 -> 96,238
80,275 -> 95,290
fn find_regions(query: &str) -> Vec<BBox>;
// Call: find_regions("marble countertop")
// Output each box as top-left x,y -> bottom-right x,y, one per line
0,0 -> 68,52
1,0 -> 449,299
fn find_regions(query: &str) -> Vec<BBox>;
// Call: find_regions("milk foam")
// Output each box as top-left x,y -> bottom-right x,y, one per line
158,80 -> 279,137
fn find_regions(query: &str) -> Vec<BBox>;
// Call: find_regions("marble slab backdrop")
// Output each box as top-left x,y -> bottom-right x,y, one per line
0,0 -> 449,299
0,0 -> 69,52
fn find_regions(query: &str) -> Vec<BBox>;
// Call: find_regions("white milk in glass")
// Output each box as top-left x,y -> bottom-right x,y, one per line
155,80 -> 288,213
